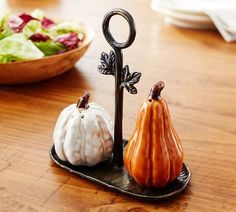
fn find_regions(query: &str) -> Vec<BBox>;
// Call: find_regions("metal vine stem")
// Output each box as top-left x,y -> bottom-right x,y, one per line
98,8 -> 141,167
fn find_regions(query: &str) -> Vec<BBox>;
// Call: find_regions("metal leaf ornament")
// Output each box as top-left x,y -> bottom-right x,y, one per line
121,65 -> 141,94
98,50 -> 115,76
98,52 -> 141,94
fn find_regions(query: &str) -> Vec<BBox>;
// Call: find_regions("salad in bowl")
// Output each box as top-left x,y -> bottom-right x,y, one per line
0,9 -> 94,84
0,9 -> 86,63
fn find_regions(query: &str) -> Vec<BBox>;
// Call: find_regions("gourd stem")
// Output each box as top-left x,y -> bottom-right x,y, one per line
148,81 -> 165,100
76,92 -> 90,109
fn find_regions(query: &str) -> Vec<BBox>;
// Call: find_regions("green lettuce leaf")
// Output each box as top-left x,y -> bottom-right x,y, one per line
33,40 -> 66,56
49,21 -> 83,38
0,55 -> 18,63
0,12 -> 12,40
0,27 -> 12,40
22,20 -> 42,38
0,12 -> 9,29
0,33 -> 44,62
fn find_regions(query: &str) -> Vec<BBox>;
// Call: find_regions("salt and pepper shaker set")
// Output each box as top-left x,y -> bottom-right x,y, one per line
51,8 -> 191,200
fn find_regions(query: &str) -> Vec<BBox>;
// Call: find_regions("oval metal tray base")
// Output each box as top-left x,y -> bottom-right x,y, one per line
50,144 -> 191,201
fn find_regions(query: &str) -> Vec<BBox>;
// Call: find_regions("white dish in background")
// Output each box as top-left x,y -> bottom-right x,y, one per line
152,0 -> 236,14
151,0 -> 205,16
151,0 -> 236,30
165,17 -> 215,30
151,3 -> 212,24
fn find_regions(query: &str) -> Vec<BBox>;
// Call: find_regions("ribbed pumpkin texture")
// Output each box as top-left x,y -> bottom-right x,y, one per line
124,81 -> 183,188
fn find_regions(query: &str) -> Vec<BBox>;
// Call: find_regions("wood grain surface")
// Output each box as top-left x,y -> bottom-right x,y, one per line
1,0 -> 236,211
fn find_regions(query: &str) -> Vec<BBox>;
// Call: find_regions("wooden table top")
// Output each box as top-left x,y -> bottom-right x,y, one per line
1,0 -> 236,211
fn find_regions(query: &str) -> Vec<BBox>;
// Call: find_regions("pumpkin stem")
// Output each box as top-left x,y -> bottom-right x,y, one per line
76,92 -> 90,109
148,81 -> 165,100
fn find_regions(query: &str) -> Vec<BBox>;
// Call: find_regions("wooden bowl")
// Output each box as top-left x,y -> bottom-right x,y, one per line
0,23 -> 94,85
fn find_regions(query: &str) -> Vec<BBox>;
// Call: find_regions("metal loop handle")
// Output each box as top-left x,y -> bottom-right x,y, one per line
102,8 -> 136,49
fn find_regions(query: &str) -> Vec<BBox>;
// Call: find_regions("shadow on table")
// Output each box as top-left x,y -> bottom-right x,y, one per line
0,67 -> 91,96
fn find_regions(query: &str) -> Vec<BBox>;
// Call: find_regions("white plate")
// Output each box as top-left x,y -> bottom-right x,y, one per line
151,0 -> 205,16
152,0 -> 236,14
151,0 -> 220,29
165,17 -> 215,30
151,2 -> 212,24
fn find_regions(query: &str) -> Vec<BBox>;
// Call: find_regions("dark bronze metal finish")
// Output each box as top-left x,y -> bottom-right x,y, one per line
98,8 -> 141,167
50,144 -> 191,201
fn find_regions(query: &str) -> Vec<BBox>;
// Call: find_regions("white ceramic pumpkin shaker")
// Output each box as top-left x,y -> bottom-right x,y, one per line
53,92 -> 114,166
